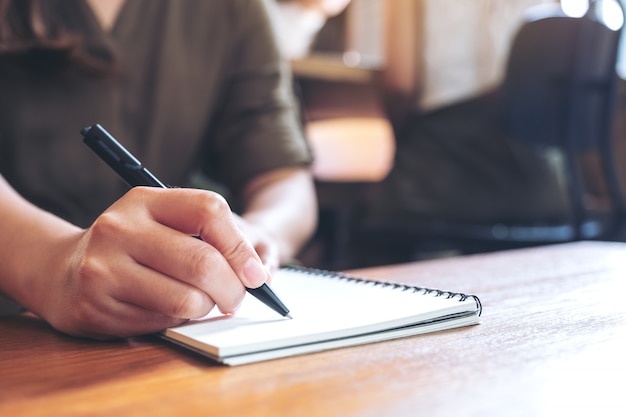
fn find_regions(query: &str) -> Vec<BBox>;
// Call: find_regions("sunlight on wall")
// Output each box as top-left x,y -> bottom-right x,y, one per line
561,0 -> 588,16
561,0 -> 623,29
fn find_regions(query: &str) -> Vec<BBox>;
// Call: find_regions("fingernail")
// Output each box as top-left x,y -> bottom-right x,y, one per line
243,258 -> 268,288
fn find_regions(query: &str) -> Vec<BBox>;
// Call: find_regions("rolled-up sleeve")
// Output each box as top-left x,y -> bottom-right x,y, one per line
206,0 -> 313,195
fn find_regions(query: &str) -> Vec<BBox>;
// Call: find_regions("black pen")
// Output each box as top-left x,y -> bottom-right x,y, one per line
81,123 -> 291,319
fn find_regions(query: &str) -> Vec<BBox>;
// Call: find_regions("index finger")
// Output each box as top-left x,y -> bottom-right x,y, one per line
144,187 -> 270,289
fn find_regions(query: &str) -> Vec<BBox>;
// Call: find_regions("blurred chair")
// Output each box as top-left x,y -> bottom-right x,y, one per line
358,0 -> 626,261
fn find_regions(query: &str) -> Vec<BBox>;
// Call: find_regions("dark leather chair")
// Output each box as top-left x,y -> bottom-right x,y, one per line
356,0 -> 626,264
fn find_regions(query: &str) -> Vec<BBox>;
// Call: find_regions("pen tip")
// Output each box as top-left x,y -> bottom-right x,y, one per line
285,314 -> 293,320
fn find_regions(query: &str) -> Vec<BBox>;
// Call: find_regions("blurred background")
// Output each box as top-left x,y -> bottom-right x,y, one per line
272,0 -> 626,270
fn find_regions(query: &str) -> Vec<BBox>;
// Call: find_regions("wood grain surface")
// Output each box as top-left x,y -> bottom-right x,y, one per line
1,241 -> 625,417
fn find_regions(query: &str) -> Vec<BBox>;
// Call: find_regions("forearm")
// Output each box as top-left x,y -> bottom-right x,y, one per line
241,167 -> 318,264
0,175 -> 81,316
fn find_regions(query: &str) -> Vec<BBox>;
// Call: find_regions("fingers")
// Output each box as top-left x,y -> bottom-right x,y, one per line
55,297 -> 189,340
59,187 -> 270,339
253,240 -> 280,275
232,214 -> 280,275
119,220 -> 246,315
51,246 -> 193,338
104,253 -> 215,319
142,188 -> 271,289
87,188 -> 254,314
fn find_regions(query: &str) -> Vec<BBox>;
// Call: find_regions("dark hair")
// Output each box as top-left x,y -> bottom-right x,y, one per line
0,0 -> 116,75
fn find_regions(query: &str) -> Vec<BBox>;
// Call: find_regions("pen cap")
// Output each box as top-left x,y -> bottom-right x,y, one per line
82,124 -> 166,188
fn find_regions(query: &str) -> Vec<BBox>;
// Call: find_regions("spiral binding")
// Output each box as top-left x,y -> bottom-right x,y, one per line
284,265 -> 483,316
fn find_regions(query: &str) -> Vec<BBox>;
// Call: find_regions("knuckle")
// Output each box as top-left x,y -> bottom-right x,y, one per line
126,186 -> 153,200
169,291 -> 194,318
169,290 -> 211,319
221,239 -> 251,264
197,191 -> 230,219
90,211 -> 125,239
186,245 -> 217,282
176,244 -> 245,315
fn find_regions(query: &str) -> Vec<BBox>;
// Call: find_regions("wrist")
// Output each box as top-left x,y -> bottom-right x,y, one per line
4,211 -> 82,319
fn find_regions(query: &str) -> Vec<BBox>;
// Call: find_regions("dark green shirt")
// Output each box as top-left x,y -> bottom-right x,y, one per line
0,0 -> 312,227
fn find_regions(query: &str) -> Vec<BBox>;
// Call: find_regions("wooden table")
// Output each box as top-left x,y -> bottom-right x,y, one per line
1,241 -> 625,417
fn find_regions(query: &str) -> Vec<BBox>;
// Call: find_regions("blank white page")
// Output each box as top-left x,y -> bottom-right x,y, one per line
163,268 -> 480,359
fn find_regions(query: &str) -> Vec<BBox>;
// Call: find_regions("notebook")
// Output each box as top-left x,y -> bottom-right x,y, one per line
161,266 -> 482,366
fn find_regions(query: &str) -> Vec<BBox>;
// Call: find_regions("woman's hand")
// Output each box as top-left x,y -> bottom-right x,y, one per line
240,167 -> 318,268
233,214 -> 281,273
4,186 -> 270,339
0,168 -> 316,340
